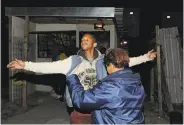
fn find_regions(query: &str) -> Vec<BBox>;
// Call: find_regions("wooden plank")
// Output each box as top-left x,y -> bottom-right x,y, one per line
161,69 -> 174,112
155,25 -> 163,116
160,42 -> 174,112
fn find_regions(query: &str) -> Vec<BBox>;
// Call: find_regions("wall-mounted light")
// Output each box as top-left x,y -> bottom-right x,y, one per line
123,41 -> 128,44
130,12 -> 133,15
120,41 -> 128,46
94,23 -> 105,30
167,16 -> 171,19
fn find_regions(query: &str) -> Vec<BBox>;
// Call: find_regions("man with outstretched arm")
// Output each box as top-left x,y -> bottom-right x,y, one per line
7,33 -> 156,124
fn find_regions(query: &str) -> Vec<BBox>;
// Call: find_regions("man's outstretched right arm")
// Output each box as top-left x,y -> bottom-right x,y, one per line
8,56 -> 72,75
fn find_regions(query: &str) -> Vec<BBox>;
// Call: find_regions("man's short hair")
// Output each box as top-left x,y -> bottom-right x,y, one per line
104,48 -> 130,68
83,33 -> 96,42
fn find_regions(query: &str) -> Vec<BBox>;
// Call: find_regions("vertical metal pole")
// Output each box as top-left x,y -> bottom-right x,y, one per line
155,25 -> 163,116
150,67 -> 154,103
8,16 -> 13,102
23,16 -> 29,107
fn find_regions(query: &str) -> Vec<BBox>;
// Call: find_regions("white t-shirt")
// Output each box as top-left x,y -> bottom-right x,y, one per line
71,59 -> 98,90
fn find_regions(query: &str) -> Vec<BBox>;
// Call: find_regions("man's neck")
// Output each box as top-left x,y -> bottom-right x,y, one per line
84,49 -> 94,58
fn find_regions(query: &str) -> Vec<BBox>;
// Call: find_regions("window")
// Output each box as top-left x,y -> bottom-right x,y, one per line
37,31 -> 76,58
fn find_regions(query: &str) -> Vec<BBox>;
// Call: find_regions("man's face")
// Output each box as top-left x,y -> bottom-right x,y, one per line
81,34 -> 95,51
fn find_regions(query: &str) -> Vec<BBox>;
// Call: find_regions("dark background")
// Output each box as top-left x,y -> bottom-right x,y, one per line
1,0 -> 183,99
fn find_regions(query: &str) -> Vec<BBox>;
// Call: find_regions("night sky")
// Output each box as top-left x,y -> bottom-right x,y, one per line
131,6 -> 182,98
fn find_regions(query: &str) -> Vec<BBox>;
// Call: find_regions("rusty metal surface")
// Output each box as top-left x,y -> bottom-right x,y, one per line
5,7 -> 115,17
29,17 -> 114,24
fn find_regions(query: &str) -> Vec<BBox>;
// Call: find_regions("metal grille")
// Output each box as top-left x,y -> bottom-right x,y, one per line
11,36 -> 36,105
11,37 -> 24,105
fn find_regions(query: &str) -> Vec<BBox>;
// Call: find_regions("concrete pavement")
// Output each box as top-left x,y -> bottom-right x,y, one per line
2,96 -> 70,124
2,93 -> 169,124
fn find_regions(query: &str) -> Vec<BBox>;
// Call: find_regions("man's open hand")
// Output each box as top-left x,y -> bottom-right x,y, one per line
7,59 -> 25,70
147,49 -> 157,60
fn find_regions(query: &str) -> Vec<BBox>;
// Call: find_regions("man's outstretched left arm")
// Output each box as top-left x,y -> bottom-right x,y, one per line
129,49 -> 156,67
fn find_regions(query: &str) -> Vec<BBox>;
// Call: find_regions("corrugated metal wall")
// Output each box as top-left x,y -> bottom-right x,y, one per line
159,27 -> 183,104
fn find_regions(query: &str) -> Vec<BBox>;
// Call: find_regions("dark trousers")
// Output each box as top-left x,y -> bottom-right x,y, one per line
50,77 -> 66,97
11,72 -> 66,98
67,106 -> 74,115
